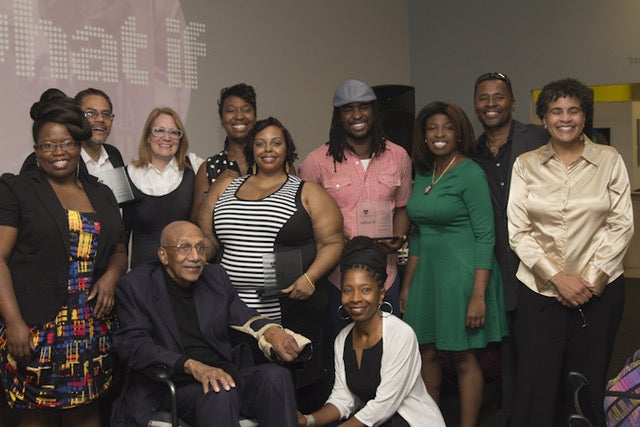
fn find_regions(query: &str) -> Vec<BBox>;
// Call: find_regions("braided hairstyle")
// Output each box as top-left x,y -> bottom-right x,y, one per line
340,236 -> 387,290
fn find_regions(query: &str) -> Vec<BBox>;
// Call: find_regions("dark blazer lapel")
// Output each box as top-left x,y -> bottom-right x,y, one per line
30,172 -> 70,257
150,266 -> 183,349
505,121 -> 534,210
193,280 -> 232,361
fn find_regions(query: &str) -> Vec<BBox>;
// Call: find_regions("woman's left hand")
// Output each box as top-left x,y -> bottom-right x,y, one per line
88,276 -> 117,318
281,275 -> 315,300
465,295 -> 486,328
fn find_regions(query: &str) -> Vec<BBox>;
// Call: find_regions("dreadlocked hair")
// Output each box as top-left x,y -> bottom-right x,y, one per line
326,102 -> 387,163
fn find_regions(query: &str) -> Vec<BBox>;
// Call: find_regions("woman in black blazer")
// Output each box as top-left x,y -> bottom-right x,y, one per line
0,89 -> 127,426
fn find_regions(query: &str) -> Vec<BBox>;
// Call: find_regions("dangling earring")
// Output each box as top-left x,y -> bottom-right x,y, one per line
378,301 -> 393,317
285,162 -> 290,174
251,163 -> 257,175
337,305 -> 351,321
36,158 -> 41,169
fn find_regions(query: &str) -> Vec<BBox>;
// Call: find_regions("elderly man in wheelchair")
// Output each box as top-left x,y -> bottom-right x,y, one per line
110,221 -> 309,427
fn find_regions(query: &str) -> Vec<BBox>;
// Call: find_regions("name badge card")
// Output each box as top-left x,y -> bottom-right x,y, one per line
356,200 -> 393,238
93,167 -> 134,205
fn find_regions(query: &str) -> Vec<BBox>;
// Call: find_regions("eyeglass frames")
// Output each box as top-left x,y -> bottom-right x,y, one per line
151,126 -> 183,140
162,243 -> 207,255
34,141 -> 79,152
84,110 -> 115,120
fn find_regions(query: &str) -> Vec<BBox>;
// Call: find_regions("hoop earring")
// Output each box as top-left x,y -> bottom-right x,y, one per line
337,305 -> 350,321
378,301 -> 393,317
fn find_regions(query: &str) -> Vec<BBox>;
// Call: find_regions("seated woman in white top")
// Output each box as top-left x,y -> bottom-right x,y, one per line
298,237 -> 445,427
124,107 -> 203,268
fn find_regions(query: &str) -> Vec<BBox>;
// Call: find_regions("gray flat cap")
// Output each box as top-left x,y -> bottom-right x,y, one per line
332,79 -> 377,107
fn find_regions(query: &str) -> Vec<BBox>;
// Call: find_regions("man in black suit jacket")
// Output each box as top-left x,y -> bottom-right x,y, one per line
473,72 -> 548,427
111,221 -> 301,427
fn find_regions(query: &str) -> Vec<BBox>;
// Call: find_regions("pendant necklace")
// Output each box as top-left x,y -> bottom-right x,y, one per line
487,137 -> 507,157
424,152 -> 458,195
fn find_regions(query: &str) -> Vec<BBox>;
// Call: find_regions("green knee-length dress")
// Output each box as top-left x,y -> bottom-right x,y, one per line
404,158 -> 508,351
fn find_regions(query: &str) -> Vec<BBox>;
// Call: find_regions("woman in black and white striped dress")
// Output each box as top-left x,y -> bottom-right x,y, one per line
198,117 -> 343,403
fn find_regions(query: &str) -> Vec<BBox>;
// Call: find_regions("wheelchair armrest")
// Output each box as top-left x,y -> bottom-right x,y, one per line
143,365 -> 173,384
568,371 -> 589,389
142,365 -> 179,427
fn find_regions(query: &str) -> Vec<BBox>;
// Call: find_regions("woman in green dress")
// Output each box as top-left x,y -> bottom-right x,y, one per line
399,101 -> 507,427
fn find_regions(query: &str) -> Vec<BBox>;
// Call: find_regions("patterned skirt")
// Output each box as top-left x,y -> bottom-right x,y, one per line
0,210 -> 116,409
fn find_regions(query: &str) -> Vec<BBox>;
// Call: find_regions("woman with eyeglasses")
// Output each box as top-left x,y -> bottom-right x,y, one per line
0,89 -> 127,425
124,107 -> 203,268
507,78 -> 633,426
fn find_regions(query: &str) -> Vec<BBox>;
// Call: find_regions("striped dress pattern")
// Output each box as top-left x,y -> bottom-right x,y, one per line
214,175 -> 304,322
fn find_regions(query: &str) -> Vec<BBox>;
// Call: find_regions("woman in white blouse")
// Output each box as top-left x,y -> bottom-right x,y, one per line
124,107 -> 203,268
507,78 -> 633,427
298,237 -> 445,427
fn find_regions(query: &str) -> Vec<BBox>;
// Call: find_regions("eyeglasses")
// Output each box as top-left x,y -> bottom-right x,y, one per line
34,141 -> 79,152
162,243 -> 208,255
84,110 -> 115,120
151,126 -> 183,140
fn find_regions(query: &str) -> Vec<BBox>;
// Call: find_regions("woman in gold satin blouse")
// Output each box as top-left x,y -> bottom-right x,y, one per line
507,78 -> 633,427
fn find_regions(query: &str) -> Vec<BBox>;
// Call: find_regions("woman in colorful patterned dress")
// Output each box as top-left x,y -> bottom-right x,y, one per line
0,89 -> 127,426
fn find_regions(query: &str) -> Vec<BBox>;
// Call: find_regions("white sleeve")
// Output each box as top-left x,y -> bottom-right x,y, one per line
353,318 -> 422,426
325,326 -> 357,420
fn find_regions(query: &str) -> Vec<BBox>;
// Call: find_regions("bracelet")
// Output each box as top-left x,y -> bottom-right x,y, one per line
304,414 -> 316,427
303,272 -> 316,291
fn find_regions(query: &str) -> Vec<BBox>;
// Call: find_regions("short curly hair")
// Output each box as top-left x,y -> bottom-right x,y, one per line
536,78 -> 594,135
217,83 -> 257,118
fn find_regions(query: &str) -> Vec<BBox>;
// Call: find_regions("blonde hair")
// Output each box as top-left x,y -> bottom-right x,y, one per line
133,107 -> 191,170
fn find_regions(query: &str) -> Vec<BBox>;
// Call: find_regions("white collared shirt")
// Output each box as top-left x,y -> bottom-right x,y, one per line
127,157 -> 184,196
81,146 -> 113,175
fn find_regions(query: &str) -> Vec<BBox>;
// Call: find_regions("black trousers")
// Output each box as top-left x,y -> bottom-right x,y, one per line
166,363 -> 298,427
512,276 -> 624,427
500,311 -> 516,427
